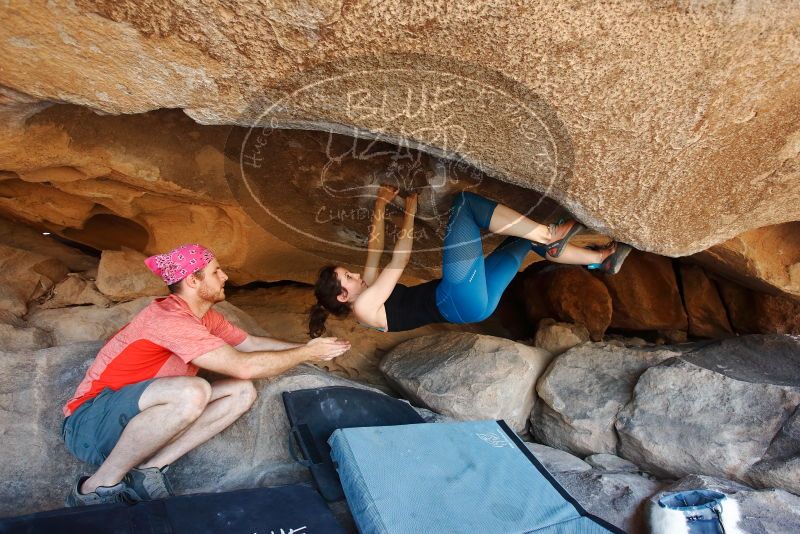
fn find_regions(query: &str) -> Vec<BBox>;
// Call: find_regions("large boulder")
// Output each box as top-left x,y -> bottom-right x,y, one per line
96,248 -> 168,301
0,341 -> 383,517
595,250 -> 688,333
648,474 -> 800,534
27,298 -> 154,344
380,333 -> 553,432
679,263 -> 733,338
0,244 -> 68,316
717,278 -> 800,335
38,273 -> 110,309
616,335 -> 800,492
522,266 -> 612,341
584,453 -> 641,474
533,318 -> 590,356
0,342 -> 104,517
532,342 -> 681,456
0,311 -> 52,350
692,221 -> 800,299
524,442 -> 592,473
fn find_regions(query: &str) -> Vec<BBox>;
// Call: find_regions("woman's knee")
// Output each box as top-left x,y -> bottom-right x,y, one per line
452,191 -> 476,208
450,191 -> 495,229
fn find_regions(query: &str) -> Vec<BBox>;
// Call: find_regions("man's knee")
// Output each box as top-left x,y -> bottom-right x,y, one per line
232,379 -> 257,413
172,377 -> 212,419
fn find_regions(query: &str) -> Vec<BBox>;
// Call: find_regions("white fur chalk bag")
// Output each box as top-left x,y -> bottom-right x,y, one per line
648,489 -> 744,534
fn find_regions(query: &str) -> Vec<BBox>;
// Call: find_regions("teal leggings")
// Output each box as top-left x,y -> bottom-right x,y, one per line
435,192 -> 538,323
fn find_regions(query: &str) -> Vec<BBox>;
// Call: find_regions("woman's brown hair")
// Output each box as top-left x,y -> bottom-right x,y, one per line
309,265 -> 351,338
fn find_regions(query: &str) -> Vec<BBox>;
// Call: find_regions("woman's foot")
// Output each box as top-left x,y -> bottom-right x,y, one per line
545,219 -> 585,258
589,242 -> 632,275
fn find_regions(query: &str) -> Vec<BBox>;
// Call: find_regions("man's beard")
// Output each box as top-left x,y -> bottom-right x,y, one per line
198,284 -> 225,303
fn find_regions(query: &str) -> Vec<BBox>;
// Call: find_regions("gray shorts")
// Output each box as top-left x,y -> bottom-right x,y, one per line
62,379 -> 156,466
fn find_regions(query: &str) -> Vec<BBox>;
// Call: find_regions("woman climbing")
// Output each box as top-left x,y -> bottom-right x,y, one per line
309,185 -> 631,336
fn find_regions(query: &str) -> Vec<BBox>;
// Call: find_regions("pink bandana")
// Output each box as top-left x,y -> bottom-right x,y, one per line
144,244 -> 215,285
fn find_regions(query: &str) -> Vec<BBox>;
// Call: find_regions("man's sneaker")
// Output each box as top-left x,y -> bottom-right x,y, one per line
65,476 -> 140,507
126,465 -> 174,501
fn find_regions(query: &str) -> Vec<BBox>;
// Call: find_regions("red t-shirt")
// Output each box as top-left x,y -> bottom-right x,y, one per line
64,295 -> 248,417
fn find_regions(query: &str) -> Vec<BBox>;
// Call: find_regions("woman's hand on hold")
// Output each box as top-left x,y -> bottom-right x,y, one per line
376,184 -> 399,207
305,336 -> 351,361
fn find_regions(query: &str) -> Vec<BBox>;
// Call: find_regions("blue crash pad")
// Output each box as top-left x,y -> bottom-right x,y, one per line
329,420 -> 624,534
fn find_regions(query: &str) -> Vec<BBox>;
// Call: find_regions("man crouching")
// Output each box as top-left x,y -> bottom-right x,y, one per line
62,244 -> 350,506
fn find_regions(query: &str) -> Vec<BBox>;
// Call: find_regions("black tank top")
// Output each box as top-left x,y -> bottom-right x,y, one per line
384,280 -> 446,332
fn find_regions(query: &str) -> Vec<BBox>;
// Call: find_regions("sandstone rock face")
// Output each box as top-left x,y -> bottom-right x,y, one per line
0,106 -> 345,285
617,336 -> 800,490
96,248 -> 168,301
650,474 -> 800,534
227,285 -> 504,388
380,333 -> 553,432
523,266 -> 612,341
533,318 -> 590,356
550,470 -> 664,534
532,343 -> 680,456
717,278 -> 800,335
2,2 -> 799,262
596,250 -> 688,333
0,218 -> 96,273
679,263 -> 733,338
0,341 -> 379,516
523,442 -> 592,473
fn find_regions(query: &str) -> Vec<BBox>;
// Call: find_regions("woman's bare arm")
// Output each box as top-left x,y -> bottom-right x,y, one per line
353,193 -> 418,326
363,184 -> 398,285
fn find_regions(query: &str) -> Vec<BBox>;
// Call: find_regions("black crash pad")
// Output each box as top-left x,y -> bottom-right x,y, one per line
282,386 -> 424,502
0,483 -> 346,534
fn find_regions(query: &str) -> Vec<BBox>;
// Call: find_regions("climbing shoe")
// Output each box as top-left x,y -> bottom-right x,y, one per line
126,465 -> 174,501
546,219 -> 585,258
588,242 -> 632,275
65,476 -> 140,507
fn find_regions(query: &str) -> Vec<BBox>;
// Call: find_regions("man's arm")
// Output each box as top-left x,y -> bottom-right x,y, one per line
193,337 -> 350,380
235,335 -> 303,352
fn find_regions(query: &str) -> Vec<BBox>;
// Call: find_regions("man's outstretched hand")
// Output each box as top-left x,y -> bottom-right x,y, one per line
305,337 -> 351,361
